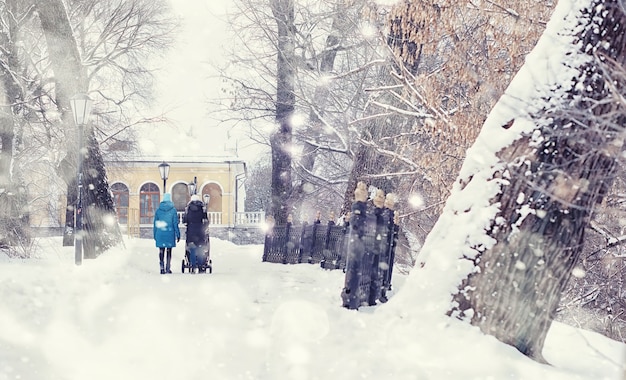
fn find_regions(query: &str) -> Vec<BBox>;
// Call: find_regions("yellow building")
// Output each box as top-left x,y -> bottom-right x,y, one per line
105,157 -> 265,238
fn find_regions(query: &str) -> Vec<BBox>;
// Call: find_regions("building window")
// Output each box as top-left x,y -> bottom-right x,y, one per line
140,183 -> 160,224
202,184 -> 222,212
111,182 -> 129,224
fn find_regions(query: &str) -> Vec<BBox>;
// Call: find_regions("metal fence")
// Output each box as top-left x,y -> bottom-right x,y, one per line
262,201 -> 399,310
262,221 -> 350,267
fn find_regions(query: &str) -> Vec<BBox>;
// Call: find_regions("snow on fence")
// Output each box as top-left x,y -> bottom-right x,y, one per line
262,182 -> 400,310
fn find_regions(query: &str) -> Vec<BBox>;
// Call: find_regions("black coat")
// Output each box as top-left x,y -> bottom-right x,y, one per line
183,200 -> 208,245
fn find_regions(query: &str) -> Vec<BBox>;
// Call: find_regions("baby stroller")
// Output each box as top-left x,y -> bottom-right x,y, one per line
182,235 -> 212,274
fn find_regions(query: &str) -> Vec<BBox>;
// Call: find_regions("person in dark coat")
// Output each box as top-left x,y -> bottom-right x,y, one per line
153,193 -> 180,274
183,194 -> 208,272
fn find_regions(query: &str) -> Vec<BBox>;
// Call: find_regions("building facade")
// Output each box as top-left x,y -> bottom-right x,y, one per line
105,157 -> 263,236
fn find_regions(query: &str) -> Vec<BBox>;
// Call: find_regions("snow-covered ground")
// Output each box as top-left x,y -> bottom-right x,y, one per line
0,236 -> 623,380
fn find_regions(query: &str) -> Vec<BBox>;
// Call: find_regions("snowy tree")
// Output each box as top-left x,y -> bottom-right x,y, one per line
270,0 -> 296,224
406,0 -> 626,362
0,0 -> 31,252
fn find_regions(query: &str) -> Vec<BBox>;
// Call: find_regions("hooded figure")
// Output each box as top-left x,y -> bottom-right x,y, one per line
183,194 -> 208,272
153,193 -> 180,274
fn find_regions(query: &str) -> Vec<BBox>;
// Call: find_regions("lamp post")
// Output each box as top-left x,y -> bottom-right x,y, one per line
70,93 -> 93,266
188,176 -> 197,196
158,161 -> 170,194
203,194 -> 211,220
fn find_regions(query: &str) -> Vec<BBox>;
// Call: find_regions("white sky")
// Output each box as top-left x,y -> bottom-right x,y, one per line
0,236 -> 622,379
140,0 -> 250,161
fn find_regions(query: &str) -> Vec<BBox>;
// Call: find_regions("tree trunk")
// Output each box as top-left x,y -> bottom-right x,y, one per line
450,0 -> 626,361
270,0 -> 295,224
295,7 -> 347,209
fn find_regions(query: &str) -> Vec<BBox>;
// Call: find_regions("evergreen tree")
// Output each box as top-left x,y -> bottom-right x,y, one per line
81,127 -> 122,258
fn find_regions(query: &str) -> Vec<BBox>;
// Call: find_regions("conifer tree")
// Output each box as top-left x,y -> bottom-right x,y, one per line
81,128 -> 122,258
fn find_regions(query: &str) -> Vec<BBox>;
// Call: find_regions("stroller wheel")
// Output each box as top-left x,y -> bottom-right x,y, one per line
181,259 -> 185,273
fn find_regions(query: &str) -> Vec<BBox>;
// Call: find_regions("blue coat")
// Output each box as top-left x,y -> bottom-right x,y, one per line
153,200 -> 180,248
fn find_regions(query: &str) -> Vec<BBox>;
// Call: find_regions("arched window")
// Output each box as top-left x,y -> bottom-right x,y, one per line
140,183 -> 160,224
202,183 -> 222,212
172,183 -> 189,212
111,182 -> 129,224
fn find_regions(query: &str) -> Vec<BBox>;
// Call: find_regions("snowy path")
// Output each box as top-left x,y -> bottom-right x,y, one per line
0,236 -> 623,380
0,237 -> 353,379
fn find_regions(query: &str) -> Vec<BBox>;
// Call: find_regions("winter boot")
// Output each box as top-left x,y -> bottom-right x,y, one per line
165,248 -> 172,274
160,261 -> 165,274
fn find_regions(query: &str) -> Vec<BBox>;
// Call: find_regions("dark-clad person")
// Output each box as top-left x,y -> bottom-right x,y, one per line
183,194 -> 208,273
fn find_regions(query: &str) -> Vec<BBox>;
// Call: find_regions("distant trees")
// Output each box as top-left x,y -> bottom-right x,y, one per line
223,0 -> 385,223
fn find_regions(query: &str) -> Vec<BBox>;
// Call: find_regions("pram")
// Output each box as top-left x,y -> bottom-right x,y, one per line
181,235 -> 212,274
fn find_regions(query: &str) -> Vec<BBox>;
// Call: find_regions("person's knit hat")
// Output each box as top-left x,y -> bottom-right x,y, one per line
162,193 -> 172,202
191,194 -> 201,202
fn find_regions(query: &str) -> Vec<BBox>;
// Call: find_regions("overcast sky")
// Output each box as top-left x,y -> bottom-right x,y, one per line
140,1 -> 243,160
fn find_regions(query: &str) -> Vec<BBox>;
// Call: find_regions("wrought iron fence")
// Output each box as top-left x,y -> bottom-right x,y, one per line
262,186 -> 399,310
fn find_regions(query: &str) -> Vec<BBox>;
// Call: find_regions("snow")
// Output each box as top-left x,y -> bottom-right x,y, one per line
0,236 -> 623,380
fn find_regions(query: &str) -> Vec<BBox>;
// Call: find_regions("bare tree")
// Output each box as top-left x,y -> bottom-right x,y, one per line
223,0 -> 390,222
347,0 -> 555,243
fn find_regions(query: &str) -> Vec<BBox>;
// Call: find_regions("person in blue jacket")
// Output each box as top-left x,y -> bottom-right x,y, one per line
153,193 -> 180,274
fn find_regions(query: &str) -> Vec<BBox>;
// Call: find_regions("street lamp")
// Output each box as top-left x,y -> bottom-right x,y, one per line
70,93 -> 93,266
188,176 -> 197,196
158,161 -> 170,194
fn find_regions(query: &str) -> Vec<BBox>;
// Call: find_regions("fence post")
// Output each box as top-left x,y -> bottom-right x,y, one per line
386,212 -> 400,291
308,211 -> 322,263
283,217 -> 292,264
341,182 -> 368,309
320,212 -> 336,269
367,189 -> 386,306
380,194 -> 397,302
262,215 -> 275,262
297,220 -> 309,263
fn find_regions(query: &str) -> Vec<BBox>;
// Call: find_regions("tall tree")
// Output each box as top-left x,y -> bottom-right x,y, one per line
35,0 -> 89,246
270,0 -> 295,224
33,0 -> 175,251
402,0 -> 626,362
